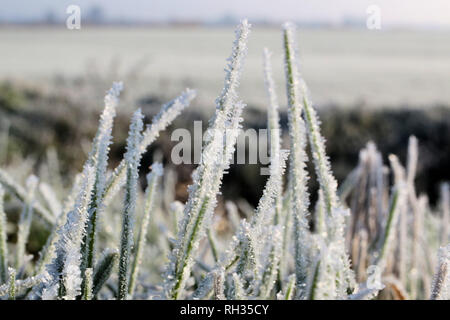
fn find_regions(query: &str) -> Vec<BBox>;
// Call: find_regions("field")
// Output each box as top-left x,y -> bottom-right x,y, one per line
2,26 -> 450,109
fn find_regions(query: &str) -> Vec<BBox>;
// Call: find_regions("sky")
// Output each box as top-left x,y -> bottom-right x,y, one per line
1,0 -> 450,29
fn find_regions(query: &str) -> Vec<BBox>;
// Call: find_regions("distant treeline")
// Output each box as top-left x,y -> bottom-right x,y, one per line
1,81 -> 449,206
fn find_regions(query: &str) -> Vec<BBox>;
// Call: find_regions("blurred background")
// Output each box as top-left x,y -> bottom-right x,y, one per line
1,0 -> 449,206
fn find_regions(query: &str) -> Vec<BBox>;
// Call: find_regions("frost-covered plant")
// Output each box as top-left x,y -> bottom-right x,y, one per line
263,48 -> 283,222
227,150 -> 288,296
165,19 -> 250,300
16,175 -> 38,271
430,245 -> 449,300
0,186 -> 8,284
42,164 -> 96,300
117,109 -> 144,300
7,268 -> 16,300
374,155 -> 407,269
82,268 -> 93,300
82,82 -> 123,276
128,163 -> 163,296
440,183 -> 449,246
282,22 -> 311,299
91,248 -> 118,297
282,23 -> 355,298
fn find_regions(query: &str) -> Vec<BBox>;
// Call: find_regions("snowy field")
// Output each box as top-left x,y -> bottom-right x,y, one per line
1,26 -> 450,109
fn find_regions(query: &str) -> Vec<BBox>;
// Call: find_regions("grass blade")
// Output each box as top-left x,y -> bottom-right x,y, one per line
128,163 -> 163,296
166,20 -> 250,300
117,109 -> 144,300
282,22 -> 311,298
93,248 -> 119,297
0,186 -> 8,284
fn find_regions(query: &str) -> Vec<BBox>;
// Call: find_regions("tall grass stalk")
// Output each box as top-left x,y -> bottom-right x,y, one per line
258,226 -> 283,299
284,22 -> 355,298
213,268 -> 226,300
16,175 -> 38,270
281,274 -> 296,300
231,272 -> 245,299
0,186 -> 8,284
430,245 -> 449,300
282,22 -> 311,298
166,20 -> 250,300
92,248 -> 118,297
117,109 -> 144,300
82,268 -> 93,300
440,183 -> 449,246
34,175 -> 83,276
375,155 -> 406,268
82,82 -> 123,275
128,163 -> 163,296
263,48 -> 283,222
42,164 -> 96,300
7,268 -> 15,300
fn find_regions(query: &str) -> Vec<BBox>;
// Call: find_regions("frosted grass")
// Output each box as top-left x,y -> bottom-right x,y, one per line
0,20 -> 447,301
